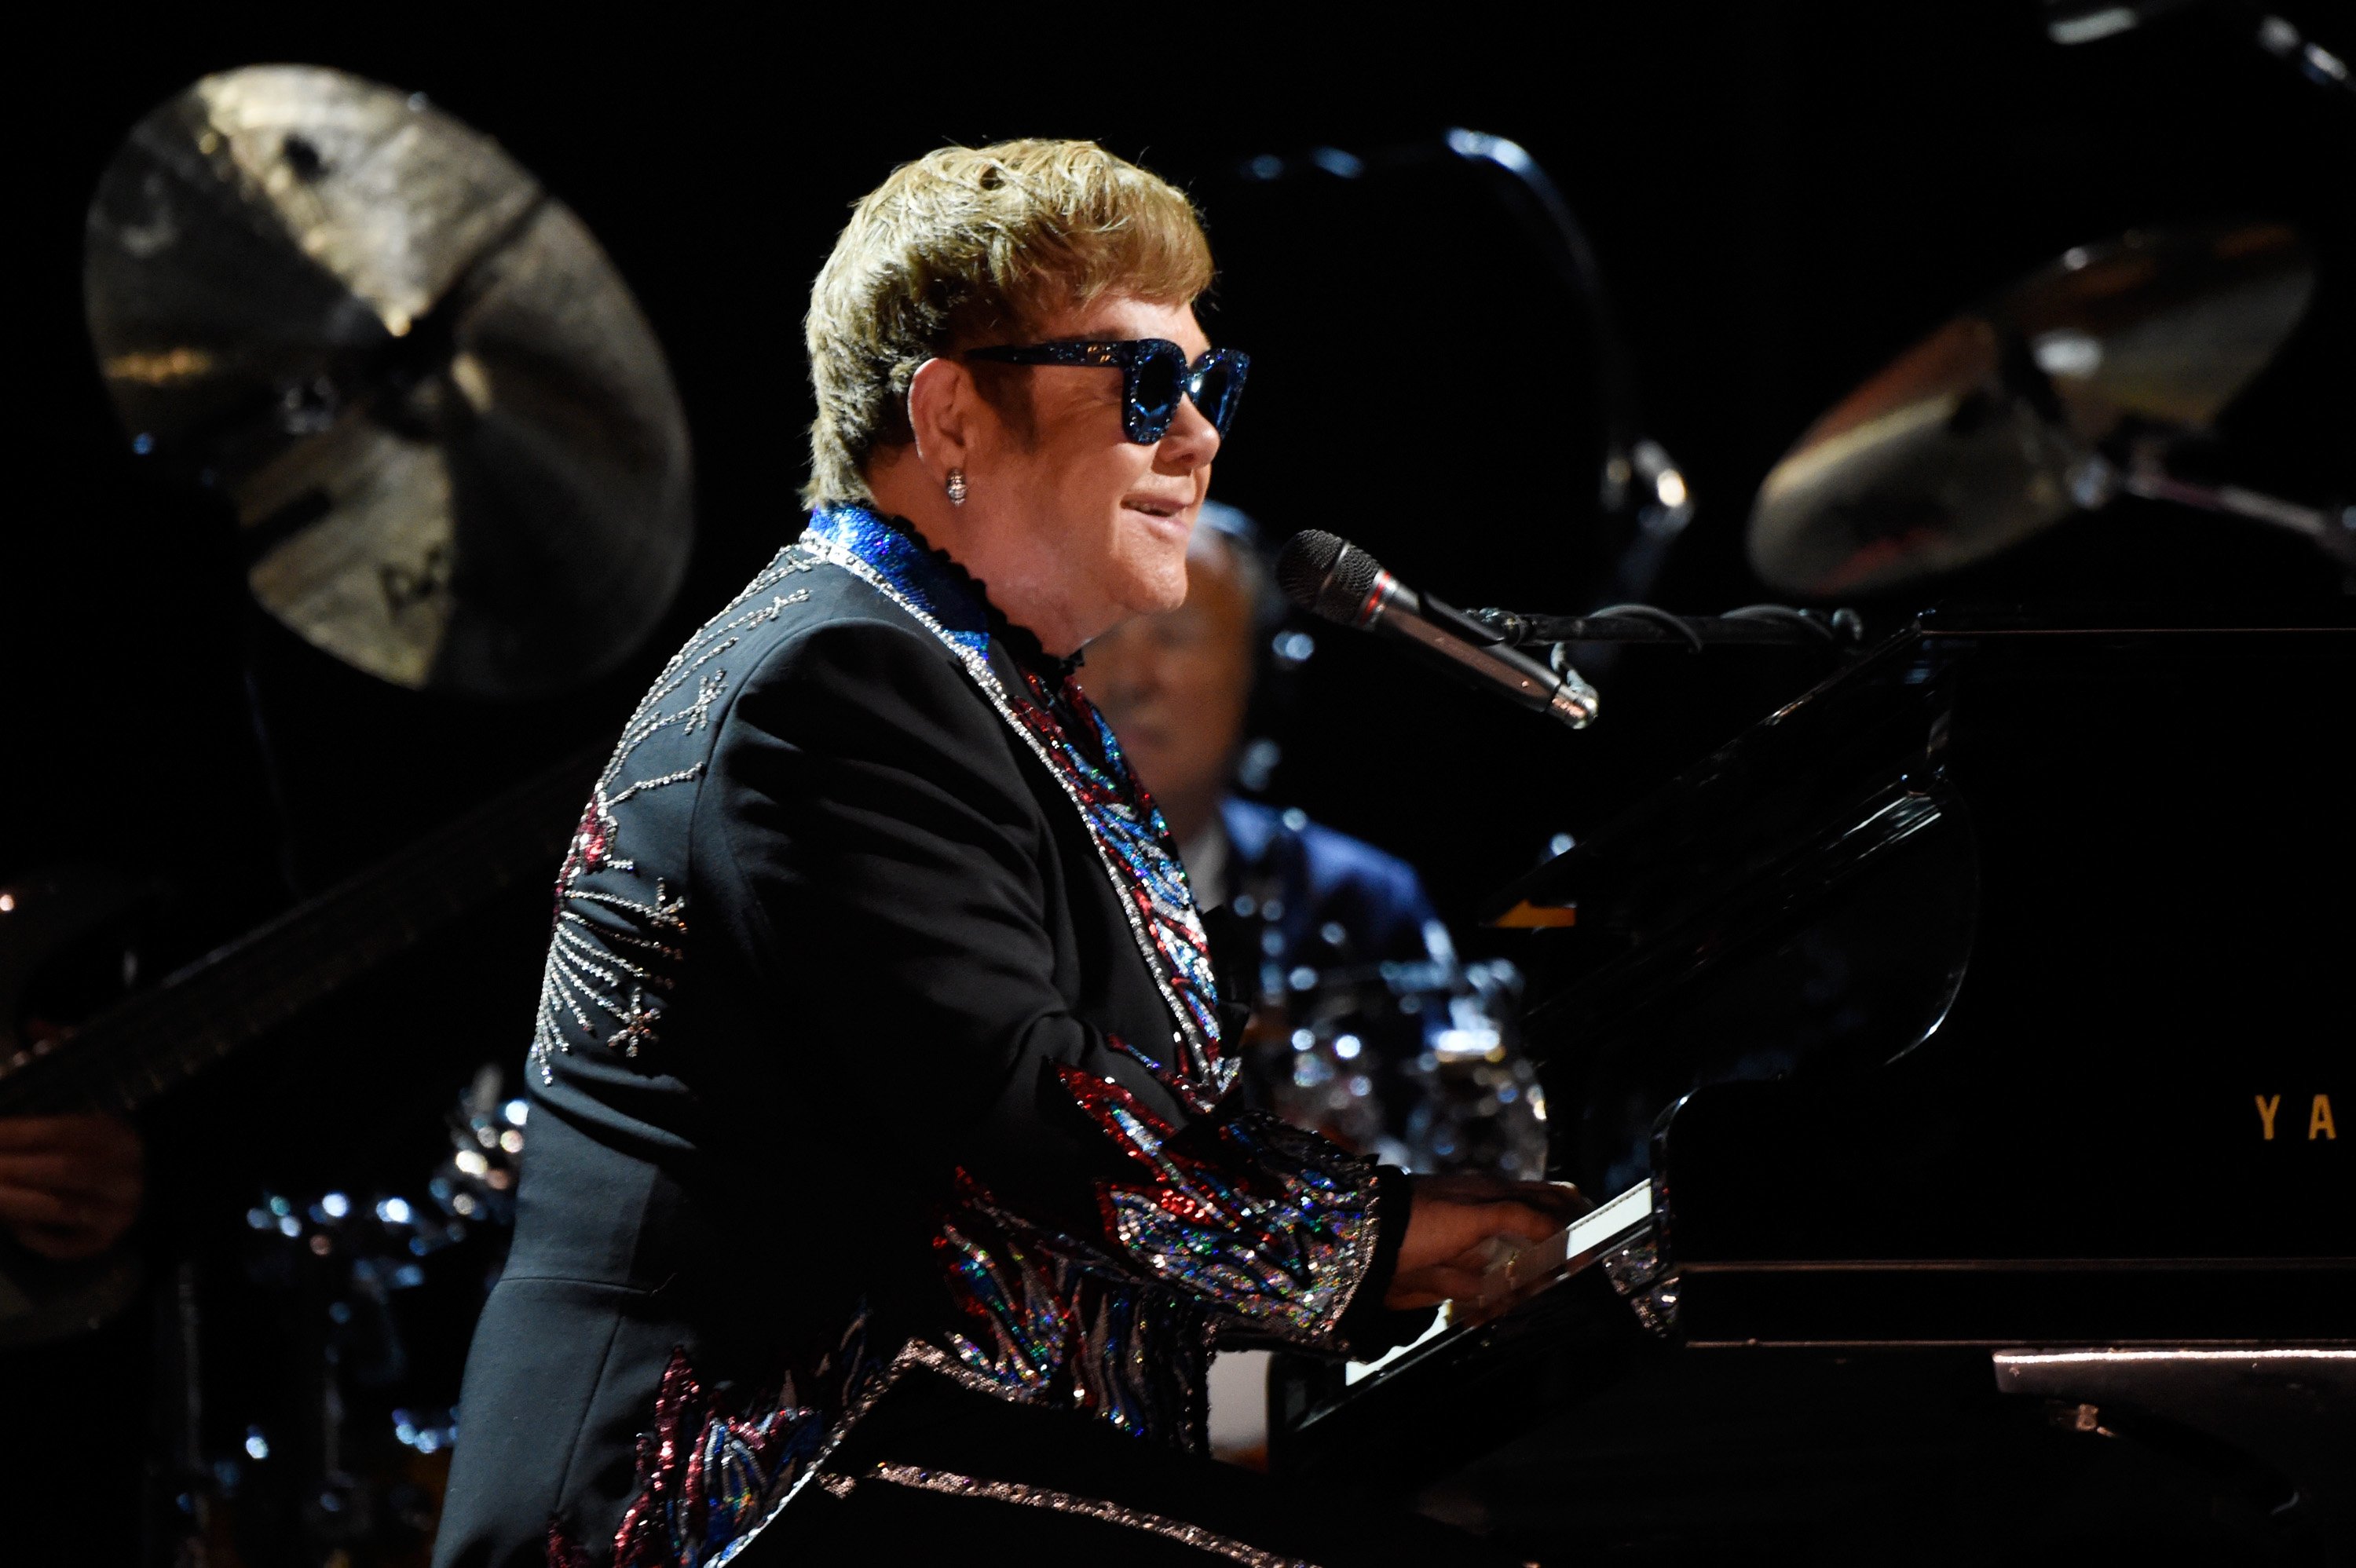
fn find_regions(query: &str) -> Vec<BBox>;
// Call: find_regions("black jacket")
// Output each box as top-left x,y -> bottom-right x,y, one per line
432,506 -> 1412,1568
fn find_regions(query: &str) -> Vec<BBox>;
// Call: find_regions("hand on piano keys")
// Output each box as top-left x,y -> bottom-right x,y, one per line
1457,1181 -> 1655,1324
1384,1174 -> 1591,1311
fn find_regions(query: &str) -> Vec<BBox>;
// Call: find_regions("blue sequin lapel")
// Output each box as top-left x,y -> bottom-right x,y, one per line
802,503 -> 1235,1110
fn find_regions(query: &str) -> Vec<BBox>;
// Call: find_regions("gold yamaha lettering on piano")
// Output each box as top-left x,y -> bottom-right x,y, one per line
2255,1092 -> 2338,1141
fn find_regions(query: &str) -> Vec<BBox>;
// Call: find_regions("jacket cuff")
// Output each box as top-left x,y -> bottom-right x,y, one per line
1336,1164 -> 1439,1358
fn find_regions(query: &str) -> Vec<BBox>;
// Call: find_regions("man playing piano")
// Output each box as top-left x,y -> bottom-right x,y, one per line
431,140 -> 1578,1566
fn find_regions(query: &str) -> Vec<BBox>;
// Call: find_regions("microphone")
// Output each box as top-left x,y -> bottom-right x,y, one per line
1275,530 -> 1598,728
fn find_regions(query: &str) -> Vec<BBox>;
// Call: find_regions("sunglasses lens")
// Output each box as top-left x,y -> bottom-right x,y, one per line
1128,345 -> 1184,439
1192,356 -> 1243,434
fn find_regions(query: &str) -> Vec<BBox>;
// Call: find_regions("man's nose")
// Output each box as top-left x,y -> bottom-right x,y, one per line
1155,395 -> 1220,471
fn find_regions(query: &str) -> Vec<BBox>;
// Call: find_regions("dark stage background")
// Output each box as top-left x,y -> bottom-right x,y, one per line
11,5 -> 2353,913
1,5 -> 2351,1553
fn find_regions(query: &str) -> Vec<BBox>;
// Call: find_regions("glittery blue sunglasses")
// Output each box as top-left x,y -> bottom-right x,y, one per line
965,338 -> 1249,444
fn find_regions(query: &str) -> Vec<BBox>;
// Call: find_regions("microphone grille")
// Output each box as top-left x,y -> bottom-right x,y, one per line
1276,530 -> 1384,624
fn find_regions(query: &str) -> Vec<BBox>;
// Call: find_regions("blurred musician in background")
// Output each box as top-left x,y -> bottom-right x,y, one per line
1085,503 -> 1444,993
432,140 -> 1574,1568
1086,506 -> 1548,1180
1088,507 -> 1555,1466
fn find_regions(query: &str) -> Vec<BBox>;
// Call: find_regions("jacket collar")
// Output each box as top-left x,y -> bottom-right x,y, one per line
805,503 -> 1080,682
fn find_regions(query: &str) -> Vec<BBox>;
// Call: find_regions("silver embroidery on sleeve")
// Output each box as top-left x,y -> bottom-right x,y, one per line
530,548 -> 814,1081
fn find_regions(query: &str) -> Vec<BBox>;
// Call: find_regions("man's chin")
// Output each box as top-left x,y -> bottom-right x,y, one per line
1109,520 -> 1191,600
1107,575 -> 1189,623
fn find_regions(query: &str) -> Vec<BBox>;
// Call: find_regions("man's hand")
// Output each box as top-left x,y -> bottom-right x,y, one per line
1383,1172 -> 1587,1311
0,1115 -> 145,1260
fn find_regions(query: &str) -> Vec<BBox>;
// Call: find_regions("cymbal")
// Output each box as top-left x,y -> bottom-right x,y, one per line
84,65 -> 693,696
1748,223 -> 2313,598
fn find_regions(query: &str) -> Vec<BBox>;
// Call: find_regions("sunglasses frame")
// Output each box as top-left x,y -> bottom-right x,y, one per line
964,338 -> 1249,444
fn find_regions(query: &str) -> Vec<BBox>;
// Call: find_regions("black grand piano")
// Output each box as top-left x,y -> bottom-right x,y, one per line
1271,612 -> 2354,1563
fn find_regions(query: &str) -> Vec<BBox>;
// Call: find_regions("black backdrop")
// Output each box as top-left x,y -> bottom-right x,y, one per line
7,2 -> 2353,1031
2,7 -> 2351,1554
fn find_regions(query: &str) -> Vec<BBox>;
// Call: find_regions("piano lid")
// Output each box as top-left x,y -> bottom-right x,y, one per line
1496,612 -> 2355,1261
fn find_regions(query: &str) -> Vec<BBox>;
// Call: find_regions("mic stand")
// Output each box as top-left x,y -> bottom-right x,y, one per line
1440,131 -> 1697,598
1234,131 -> 1696,596
2047,2 -> 2354,105
1471,603 -> 1868,650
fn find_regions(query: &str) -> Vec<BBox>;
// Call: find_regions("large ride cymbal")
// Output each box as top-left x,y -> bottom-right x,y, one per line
1748,223 -> 2313,598
83,65 -> 693,696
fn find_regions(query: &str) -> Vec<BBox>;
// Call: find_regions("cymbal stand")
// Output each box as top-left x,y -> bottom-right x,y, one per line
2079,435 -> 2356,570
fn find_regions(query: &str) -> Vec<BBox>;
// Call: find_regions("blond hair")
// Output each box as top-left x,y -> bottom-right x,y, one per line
803,140 -> 1214,505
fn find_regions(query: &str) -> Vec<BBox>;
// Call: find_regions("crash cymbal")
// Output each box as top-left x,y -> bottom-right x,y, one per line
1749,222 -> 2313,598
84,65 -> 693,696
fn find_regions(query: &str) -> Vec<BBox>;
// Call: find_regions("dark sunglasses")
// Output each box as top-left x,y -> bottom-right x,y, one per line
964,338 -> 1249,444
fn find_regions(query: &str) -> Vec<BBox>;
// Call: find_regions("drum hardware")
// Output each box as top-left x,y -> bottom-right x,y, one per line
2069,432 -> 2356,567
1747,221 -> 2333,597
218,1065 -> 523,1562
1244,952 -> 1549,1182
82,64 -> 693,696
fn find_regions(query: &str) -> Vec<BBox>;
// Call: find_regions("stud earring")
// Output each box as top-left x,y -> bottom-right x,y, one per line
946,467 -> 968,506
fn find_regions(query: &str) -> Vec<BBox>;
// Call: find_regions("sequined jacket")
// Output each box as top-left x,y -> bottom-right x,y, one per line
431,507 -> 1414,1568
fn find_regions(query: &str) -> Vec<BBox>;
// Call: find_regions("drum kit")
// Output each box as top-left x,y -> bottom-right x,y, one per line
223,1069 -> 525,1557
22,52 -> 2350,1566
1240,940 -> 1551,1185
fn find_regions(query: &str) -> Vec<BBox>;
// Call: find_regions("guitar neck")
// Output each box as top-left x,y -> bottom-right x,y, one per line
0,743 -> 603,1117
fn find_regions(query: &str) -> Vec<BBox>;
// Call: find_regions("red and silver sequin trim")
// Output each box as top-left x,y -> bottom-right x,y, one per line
848,1462 -> 1317,1568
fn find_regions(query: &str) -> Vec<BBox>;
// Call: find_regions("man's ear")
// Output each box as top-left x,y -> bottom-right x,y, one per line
905,357 -> 972,481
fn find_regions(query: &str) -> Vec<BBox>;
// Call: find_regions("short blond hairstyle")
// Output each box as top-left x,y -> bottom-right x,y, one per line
803,140 -> 1214,506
